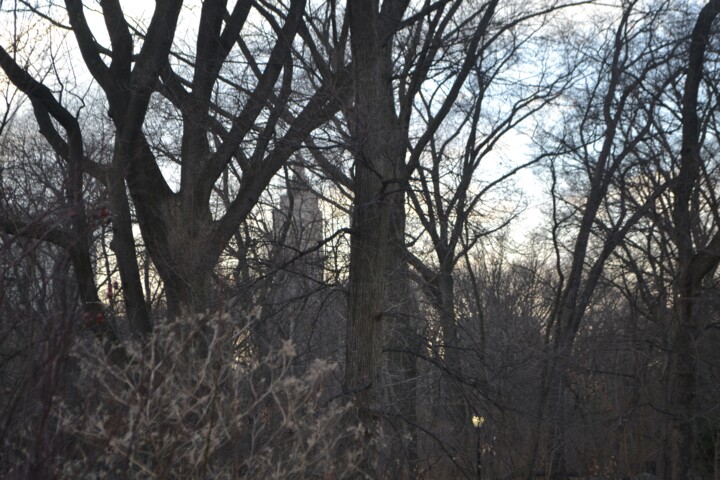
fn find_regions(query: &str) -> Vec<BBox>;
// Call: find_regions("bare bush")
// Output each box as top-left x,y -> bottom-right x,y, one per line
6,312 -> 368,479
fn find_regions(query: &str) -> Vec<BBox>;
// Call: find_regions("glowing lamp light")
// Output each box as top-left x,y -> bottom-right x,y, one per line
472,415 -> 484,428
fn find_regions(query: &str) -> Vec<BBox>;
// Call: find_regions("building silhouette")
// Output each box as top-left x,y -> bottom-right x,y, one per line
272,168 -> 324,283
264,169 -> 342,365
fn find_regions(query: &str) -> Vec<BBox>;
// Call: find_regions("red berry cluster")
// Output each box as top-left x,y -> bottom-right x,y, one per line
83,311 -> 104,325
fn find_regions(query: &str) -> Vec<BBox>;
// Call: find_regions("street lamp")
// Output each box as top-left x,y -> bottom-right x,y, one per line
472,414 -> 484,480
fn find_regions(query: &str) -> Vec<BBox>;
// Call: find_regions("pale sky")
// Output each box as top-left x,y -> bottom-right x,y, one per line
0,0 -> 568,247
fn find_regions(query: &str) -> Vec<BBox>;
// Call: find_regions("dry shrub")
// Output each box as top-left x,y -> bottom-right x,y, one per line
8,312 -> 370,479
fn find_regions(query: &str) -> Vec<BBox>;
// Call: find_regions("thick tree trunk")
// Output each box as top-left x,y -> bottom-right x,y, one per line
345,0 -> 407,412
345,160 -> 395,413
156,205 -> 216,320
345,1 -> 413,475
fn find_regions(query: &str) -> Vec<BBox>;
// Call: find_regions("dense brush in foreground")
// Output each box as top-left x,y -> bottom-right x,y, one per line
4,312 -> 371,479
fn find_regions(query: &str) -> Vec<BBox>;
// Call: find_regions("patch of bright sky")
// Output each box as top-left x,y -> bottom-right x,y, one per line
498,0 -> 627,246
89,0 -> 609,245
1,0 -> 628,247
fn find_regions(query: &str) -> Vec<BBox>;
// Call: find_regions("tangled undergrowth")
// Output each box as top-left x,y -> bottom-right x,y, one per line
4,312 -> 373,479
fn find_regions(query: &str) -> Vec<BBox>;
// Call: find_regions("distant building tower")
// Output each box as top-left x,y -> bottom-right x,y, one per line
272,168 -> 324,282
266,168 -> 328,362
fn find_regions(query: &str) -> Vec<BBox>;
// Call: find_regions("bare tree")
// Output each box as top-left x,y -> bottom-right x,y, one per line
404,31 -> 570,471
530,2 -> 682,476
667,0 -> 720,476
0,0 -> 349,334
341,0 -> 512,474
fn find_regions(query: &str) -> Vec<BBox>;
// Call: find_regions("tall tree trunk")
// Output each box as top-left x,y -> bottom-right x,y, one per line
550,328 -> 580,480
345,2 -> 411,476
384,206 -> 419,476
669,2 -> 720,476
436,268 -> 473,473
668,306 -> 696,479
345,0 -> 406,410
107,174 -> 152,335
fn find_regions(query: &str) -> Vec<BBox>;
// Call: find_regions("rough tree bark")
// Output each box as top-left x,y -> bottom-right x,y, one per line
345,0 -> 409,416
